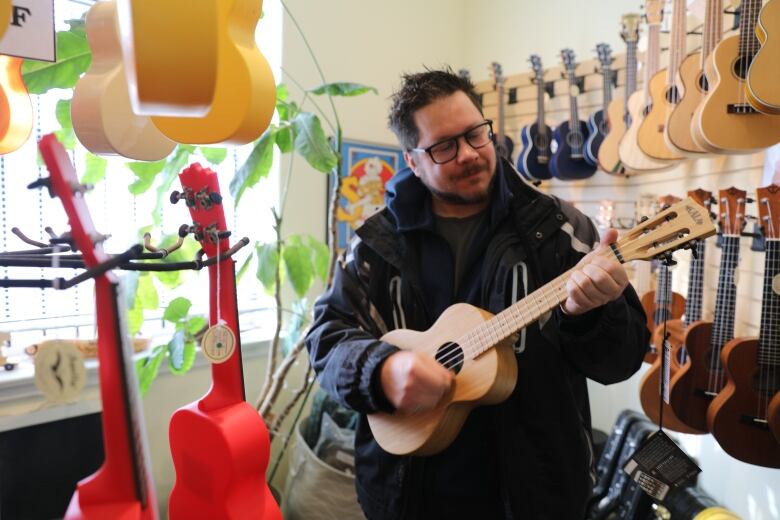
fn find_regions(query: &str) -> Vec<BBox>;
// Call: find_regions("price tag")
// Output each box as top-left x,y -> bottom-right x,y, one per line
33,340 -> 86,403
0,0 -> 55,62
623,430 -> 701,500
201,324 -> 236,364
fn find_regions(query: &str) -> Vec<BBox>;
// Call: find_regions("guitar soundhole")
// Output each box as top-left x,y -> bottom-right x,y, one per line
566,132 -> 583,149
435,342 -> 464,374
665,86 -> 680,104
697,73 -> 709,93
642,104 -> 652,117
732,56 -> 750,80
598,119 -> 609,135
533,133 -> 549,150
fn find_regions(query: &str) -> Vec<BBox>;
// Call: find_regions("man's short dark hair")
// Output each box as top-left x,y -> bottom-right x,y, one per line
388,67 -> 483,151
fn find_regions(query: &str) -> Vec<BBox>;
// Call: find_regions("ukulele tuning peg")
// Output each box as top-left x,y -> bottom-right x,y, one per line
27,177 -> 54,197
746,197 -> 755,204
639,215 -> 649,223
210,192 -> 223,204
170,190 -> 183,204
178,223 -> 195,238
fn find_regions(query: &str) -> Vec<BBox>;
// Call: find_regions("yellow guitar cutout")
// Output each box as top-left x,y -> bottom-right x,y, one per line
151,0 -> 276,146
72,0 -> 175,161
118,0 -> 218,117
0,56 -> 33,155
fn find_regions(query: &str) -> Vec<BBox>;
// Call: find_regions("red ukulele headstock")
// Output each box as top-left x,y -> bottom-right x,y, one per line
757,185 -> 780,240
717,187 -> 748,237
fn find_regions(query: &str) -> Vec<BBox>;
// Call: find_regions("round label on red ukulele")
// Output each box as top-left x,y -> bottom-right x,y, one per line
33,340 -> 86,403
201,324 -> 236,364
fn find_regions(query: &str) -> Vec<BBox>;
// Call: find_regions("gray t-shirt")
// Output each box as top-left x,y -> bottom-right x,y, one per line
433,210 -> 487,295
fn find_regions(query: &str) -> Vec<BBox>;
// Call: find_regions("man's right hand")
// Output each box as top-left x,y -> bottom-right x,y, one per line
380,351 -> 454,414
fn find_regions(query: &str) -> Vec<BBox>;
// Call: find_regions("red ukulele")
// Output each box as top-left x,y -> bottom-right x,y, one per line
669,188 -> 747,432
39,133 -> 158,519
167,163 -> 280,519
707,184 -> 780,467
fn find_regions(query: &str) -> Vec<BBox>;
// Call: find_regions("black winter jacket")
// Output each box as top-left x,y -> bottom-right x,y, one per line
305,157 -> 649,520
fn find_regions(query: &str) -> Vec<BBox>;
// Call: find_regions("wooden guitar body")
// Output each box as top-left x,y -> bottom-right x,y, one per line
168,401 -> 279,518
584,109 -> 607,167
707,337 -> 780,467
638,69 -> 685,161
667,53 -> 708,154
639,288 -> 685,363
747,0 -> 780,114
152,0 -> 276,145
550,121 -> 597,180
639,319 -> 705,434
669,320 -> 718,431
618,91 -> 673,173
72,0 -> 175,160
517,122 -> 552,181
598,97 -> 626,174
0,56 -> 33,155
695,35 -> 780,152
366,303 -> 517,456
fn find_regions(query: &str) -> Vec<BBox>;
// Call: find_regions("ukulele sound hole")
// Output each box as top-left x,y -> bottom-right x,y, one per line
697,73 -> 709,93
435,342 -> 464,374
732,56 -> 751,80
534,133 -> 549,150
665,85 -> 680,104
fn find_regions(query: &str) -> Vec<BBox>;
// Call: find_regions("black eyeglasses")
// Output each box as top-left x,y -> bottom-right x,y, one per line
409,120 -> 494,164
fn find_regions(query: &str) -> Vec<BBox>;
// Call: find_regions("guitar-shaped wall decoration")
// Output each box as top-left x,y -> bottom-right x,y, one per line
550,49 -> 596,180
489,62 -> 514,162
599,13 -> 640,175
38,134 -> 158,519
516,55 -> 552,181
151,0 -> 276,145
619,0 -> 676,174
694,0 -> 780,152
639,190 -> 714,434
747,0 -> 780,115
669,188 -> 747,432
707,184 -> 780,468
367,198 -> 716,456
0,56 -> 33,155
72,0 -> 175,161
669,0 -> 723,154
118,0 -> 218,117
639,0 -> 687,161
584,43 -> 614,168
168,163 -> 281,520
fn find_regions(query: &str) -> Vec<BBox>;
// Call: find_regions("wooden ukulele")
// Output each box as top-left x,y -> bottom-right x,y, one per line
489,62 -> 514,162
72,0 -> 175,161
669,0 -> 723,154
550,49 -> 596,180
669,188 -> 747,432
707,184 -> 780,468
367,198 -> 716,456
168,163 -> 281,520
694,0 -> 780,152
118,0 -> 217,116
516,55 -> 552,181
39,133 -> 158,519
619,0 -> 675,174
639,190 -> 714,434
584,44 -> 614,168
599,13 -> 640,175
0,56 -> 33,155
151,0 -> 276,145
638,0 -> 687,161
747,0 -> 780,114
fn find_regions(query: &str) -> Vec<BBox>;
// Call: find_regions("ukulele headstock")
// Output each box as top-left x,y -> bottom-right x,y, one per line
457,68 -> 471,83
757,184 -> 780,240
621,13 -> 642,43
645,0 -> 665,25
560,48 -> 577,77
489,62 -> 504,89
177,163 -> 228,257
616,197 -> 717,263
529,54 -> 544,81
717,187 -> 748,237
596,43 -> 613,71
687,188 -> 715,213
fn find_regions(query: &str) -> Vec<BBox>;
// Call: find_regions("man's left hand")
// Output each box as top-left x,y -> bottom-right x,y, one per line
561,228 -> 629,316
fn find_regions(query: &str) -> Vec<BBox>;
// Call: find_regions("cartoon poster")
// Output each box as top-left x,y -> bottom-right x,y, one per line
335,140 -> 406,250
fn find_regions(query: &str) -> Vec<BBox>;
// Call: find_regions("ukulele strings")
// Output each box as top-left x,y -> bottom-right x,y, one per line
759,196 -> 776,420
215,228 -> 223,326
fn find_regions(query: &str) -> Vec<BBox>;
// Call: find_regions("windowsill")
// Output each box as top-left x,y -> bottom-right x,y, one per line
0,336 -> 271,433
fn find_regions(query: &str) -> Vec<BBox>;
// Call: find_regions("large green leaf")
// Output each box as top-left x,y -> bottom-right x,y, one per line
167,330 -> 196,374
128,303 -> 144,336
275,125 -> 293,153
255,242 -> 279,294
230,127 -> 277,206
184,316 -> 207,336
199,147 -> 228,165
81,153 -> 107,184
308,82 -> 378,97
22,30 -> 91,94
164,297 -> 192,323
136,345 -> 166,397
276,83 -> 289,102
127,160 -> 166,195
283,241 -> 314,298
307,235 -> 330,282
122,271 -> 141,310
137,274 -> 159,310
56,99 -> 72,130
283,298 -> 309,356
292,113 -> 337,173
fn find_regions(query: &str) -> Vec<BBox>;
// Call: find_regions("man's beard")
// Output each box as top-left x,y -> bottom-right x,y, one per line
424,163 -> 495,205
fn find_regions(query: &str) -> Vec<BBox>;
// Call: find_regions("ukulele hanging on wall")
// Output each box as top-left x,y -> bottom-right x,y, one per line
39,134 -> 158,520
167,163 -> 281,520
489,62 -> 514,162
516,55 -> 552,181
0,55 -> 33,155
747,0 -> 780,114
584,43 -> 614,168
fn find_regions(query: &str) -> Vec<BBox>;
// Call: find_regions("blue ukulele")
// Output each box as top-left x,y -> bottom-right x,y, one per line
516,55 -> 552,181
584,43 -> 614,167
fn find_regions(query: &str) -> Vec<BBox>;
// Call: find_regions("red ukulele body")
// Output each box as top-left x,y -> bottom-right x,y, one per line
39,133 -> 158,519
168,163 -> 280,519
